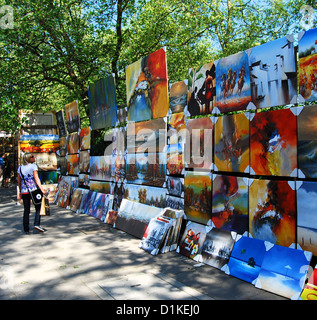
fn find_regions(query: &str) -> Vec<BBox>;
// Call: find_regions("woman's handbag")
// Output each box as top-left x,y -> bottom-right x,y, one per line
19,168 -> 43,205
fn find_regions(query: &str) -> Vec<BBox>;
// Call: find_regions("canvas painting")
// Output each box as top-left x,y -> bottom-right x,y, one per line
70,188 -> 85,212
249,36 -> 297,109
90,193 -> 109,220
184,171 -> 212,225
67,154 -> 79,175
90,180 -> 111,194
67,132 -> 79,154
112,127 -> 126,155
249,179 -> 296,247
78,173 -> 90,188
297,105 -> 317,178
112,153 -> 126,182
88,76 -> 117,130
301,266 -> 317,300
169,80 -> 188,114
216,51 -> 251,113
299,27 -> 317,102
226,236 -> 266,284
111,180 -> 125,211
178,221 -> 207,260
256,244 -> 312,299
38,171 -> 59,185
56,110 -> 67,137
89,155 -> 112,181
20,134 -> 60,154
166,195 -> 184,211
126,153 -> 166,187
201,227 -> 236,270
166,176 -> 184,198
212,175 -> 249,235
250,108 -> 297,177
59,136 -> 67,157
58,156 -> 67,175
126,47 -> 169,122
105,210 -> 118,226
214,112 -> 250,173
166,143 -> 185,176
77,188 -> 89,214
65,100 -> 80,133
188,62 -> 216,116
56,176 -> 72,208
115,199 -> 162,239
80,127 -> 91,151
126,117 -> 167,154
79,150 -> 90,173
168,112 -> 187,145
184,117 -> 213,170
33,152 -> 58,171
83,190 -> 97,216
297,181 -> 317,257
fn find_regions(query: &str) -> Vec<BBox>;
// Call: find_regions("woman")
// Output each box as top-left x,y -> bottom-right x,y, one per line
17,153 -> 46,233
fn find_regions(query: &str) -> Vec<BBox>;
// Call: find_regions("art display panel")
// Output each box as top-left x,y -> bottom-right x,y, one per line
214,112 -> 250,173
296,181 -> 317,256
297,105 -> 317,178
126,48 -> 169,122
249,36 -> 297,109
250,108 -> 297,177
184,171 -> 212,225
169,80 -> 188,114
249,179 -> 296,247
212,175 -> 249,235
65,100 -> 80,133
216,51 -> 251,113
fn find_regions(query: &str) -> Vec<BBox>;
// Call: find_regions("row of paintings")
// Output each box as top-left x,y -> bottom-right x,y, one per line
184,172 -> 317,255
178,223 -> 313,300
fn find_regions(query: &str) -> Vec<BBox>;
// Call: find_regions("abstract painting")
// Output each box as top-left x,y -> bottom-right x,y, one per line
296,181 -> 317,257
226,236 -> 266,284
184,171 -> 212,225
167,112 -> 187,145
178,221 -> 207,260
59,136 -> 67,157
89,155 -> 112,181
298,27 -> 317,102
249,36 -> 297,109
216,51 -> 251,113
297,105 -> 317,178
67,154 -> 79,175
166,176 -> 184,198
214,112 -> 250,173
169,80 -> 188,114
126,47 -> 169,122
56,176 -> 72,208
88,75 -> 117,130
79,150 -> 90,173
80,127 -> 91,151
38,171 -> 59,185
301,266 -> 317,300
65,100 -> 80,133
67,132 -> 79,154
166,143 -> 184,176
56,110 -> 67,137
184,117 -> 213,170
201,227 -> 236,270
90,181 -> 111,194
255,244 -> 312,299
212,175 -> 249,235
33,152 -> 58,171
188,62 -> 216,116
166,195 -> 184,211
70,188 -> 85,212
250,108 -> 297,177
249,179 -> 296,247
83,191 -> 97,216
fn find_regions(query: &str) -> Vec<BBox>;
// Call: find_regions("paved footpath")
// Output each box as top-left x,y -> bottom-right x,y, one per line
0,185 -> 285,302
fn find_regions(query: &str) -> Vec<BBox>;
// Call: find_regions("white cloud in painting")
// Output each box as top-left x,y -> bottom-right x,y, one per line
297,188 -> 317,229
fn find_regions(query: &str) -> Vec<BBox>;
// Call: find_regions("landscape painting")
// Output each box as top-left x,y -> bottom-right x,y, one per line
226,236 -> 266,284
168,112 -> 187,145
167,143 -> 184,176
216,51 -> 251,113
297,181 -> 317,256
249,36 -> 297,109
65,100 -> 80,133
89,155 -> 112,181
214,112 -> 250,173
249,179 -> 296,247
188,62 -> 216,116
33,152 -> 58,171
212,175 -> 249,235
126,47 -> 169,122
201,228 -> 236,270
297,105 -> 317,178
256,244 -> 312,299
299,27 -> 317,102
184,171 -> 212,225
250,108 -> 297,177
169,80 -> 188,114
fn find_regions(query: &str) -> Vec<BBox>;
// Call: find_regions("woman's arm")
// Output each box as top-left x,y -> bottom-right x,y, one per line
33,170 -> 45,194
17,174 -> 21,200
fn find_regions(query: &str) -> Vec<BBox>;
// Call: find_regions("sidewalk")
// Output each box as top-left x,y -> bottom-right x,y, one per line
0,185 -> 285,300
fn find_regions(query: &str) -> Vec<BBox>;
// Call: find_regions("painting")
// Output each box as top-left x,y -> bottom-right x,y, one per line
67,132 -> 79,154
214,112 -> 250,173
226,236 -> 266,284
112,153 -> 126,182
59,137 -> 67,157
20,134 -> 60,154
297,105 -> 317,178
88,75 -> 117,130
78,173 -> 90,188
33,152 -> 58,171
83,191 -> 97,216
250,108 -> 297,177
90,193 -> 112,221
178,221 -> 207,260
115,199 -> 162,239
65,100 -> 80,133
38,171 -> 59,185
80,127 -> 91,150
67,154 -> 79,175
126,117 -> 167,154
167,112 -> 187,145
167,143 -> 185,176
56,176 -> 72,208
201,227 -> 236,270
188,62 -> 216,116
70,188 -> 85,212
166,176 -> 184,198
255,244 -> 312,299
166,195 -> 184,211
126,47 -> 169,122
56,110 -> 67,137
79,150 -> 90,173
126,153 -> 166,187
296,181 -> 317,257
301,266 -> 317,300
184,171 -> 212,225
212,175 -> 249,235
89,155 -> 112,181
249,36 -> 297,109
298,27 -> 317,102
77,189 -> 89,214
58,156 -> 67,175
216,51 -> 251,113
169,80 -> 187,114
184,117 -> 213,170
249,179 -> 296,247
90,180 -> 111,194
105,210 -> 118,226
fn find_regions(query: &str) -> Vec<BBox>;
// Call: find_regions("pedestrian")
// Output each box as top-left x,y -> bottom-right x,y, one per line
17,153 -> 46,234
2,154 -> 11,188
0,153 -> 4,187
